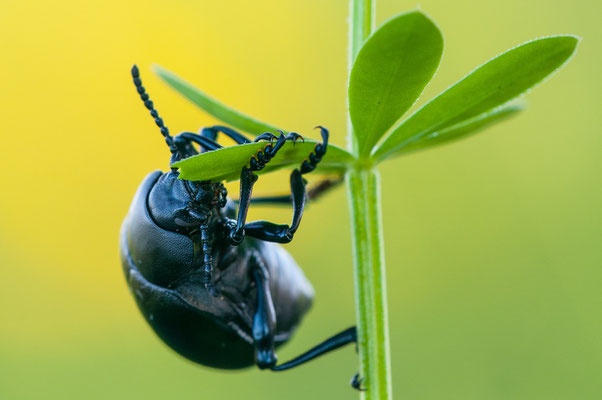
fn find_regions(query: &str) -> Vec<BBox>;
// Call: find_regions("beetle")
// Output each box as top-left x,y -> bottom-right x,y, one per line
120,65 -> 360,384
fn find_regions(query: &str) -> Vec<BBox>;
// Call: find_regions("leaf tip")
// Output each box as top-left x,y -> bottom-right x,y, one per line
555,34 -> 580,51
541,34 -> 580,58
400,9 -> 442,32
566,34 -> 581,55
562,33 -> 582,44
547,34 -> 581,73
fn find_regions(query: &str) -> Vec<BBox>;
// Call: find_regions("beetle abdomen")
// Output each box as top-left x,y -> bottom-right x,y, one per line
122,249 -> 256,368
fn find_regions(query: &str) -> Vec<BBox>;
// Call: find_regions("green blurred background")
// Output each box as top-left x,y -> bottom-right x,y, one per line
1,0 -> 600,399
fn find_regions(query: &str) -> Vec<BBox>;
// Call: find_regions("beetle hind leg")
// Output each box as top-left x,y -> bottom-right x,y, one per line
250,253 -> 278,369
270,326 -> 356,371
270,326 -> 360,389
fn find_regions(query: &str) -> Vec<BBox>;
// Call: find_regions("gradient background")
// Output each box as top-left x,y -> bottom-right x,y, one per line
1,0 -> 600,399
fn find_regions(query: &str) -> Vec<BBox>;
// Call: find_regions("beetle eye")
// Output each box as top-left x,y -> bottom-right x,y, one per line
173,208 -> 205,228
188,206 -> 206,221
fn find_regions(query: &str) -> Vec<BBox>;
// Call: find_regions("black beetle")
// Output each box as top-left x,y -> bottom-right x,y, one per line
120,65 -> 357,378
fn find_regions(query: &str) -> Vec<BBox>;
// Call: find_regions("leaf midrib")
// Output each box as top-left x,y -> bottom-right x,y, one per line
359,20 -> 414,155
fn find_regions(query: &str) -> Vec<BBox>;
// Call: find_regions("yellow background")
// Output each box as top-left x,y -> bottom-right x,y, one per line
1,0 -> 600,399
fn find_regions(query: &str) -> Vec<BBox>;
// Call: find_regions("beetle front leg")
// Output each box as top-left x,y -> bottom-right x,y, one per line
231,126 -> 329,244
228,132 -> 300,244
173,132 -> 223,157
242,168 -> 306,243
199,125 -> 251,146
250,254 -> 278,369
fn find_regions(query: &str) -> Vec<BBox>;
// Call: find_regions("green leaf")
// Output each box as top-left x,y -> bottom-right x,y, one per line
348,10 -> 444,157
171,141 -> 354,182
373,35 -> 579,161
153,65 -> 281,135
393,102 -> 525,156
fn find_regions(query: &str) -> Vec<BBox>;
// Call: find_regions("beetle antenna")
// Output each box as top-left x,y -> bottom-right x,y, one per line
200,221 -> 218,297
131,65 -> 179,159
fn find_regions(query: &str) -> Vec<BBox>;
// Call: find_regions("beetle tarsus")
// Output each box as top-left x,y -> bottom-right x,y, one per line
253,132 -> 278,143
299,126 -> 329,174
286,132 -> 304,145
350,373 -> 366,391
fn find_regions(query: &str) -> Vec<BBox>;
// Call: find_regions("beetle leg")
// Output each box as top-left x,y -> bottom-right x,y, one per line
250,254 -> 278,369
240,168 -> 305,243
199,125 -> 251,145
298,126 -> 329,175
174,132 -> 223,157
270,326 -> 356,371
351,373 -> 367,391
253,132 -> 278,142
231,127 -> 329,244
240,175 -> 344,205
173,126 -> 251,157
228,132 -> 299,244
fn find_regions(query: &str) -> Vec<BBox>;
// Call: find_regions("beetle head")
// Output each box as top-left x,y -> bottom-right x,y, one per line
148,171 -> 227,235
131,65 -> 228,233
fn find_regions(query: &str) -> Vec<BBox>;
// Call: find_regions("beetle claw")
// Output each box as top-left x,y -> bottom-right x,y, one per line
286,132 -> 304,146
254,132 -> 278,143
350,373 -> 366,391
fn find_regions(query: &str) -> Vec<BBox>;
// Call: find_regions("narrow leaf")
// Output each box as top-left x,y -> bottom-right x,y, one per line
394,103 -> 525,156
348,10 -> 444,157
373,35 -> 579,161
171,141 -> 354,182
153,65 -> 281,135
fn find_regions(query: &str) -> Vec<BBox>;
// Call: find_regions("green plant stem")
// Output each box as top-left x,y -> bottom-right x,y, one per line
348,0 -> 375,155
347,0 -> 392,399
349,0 -> 375,68
346,168 -> 391,399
